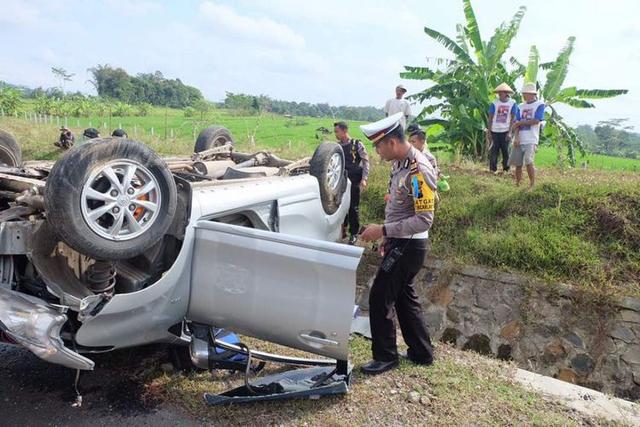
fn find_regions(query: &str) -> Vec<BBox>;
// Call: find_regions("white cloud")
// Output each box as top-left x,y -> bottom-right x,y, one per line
104,0 -> 163,16
198,1 -> 305,49
0,0 -> 41,26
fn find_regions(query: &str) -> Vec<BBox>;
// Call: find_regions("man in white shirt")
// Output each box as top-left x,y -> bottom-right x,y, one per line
487,83 -> 519,174
384,85 -> 412,131
511,83 -> 545,189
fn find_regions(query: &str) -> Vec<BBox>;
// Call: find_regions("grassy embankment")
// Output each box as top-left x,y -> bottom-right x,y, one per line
145,336 -> 607,426
2,109 -> 639,298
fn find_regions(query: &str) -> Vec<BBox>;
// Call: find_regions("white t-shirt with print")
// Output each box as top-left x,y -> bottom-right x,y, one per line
490,99 -> 517,132
518,100 -> 545,145
384,98 -> 412,130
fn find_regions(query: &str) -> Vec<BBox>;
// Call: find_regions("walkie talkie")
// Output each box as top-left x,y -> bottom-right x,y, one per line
380,247 -> 403,272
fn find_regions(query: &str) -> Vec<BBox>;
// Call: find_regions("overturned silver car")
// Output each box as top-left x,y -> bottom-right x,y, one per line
0,126 -> 363,387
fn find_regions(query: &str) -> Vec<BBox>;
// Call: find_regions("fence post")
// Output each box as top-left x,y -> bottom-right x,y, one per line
134,124 -> 137,137
151,127 -> 154,136
77,119 -> 80,127
64,117 -> 68,127
170,129 -> 174,138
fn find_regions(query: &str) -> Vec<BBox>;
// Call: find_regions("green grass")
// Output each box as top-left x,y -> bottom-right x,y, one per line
3,110 -> 639,297
535,145 -> 640,172
362,161 -> 640,298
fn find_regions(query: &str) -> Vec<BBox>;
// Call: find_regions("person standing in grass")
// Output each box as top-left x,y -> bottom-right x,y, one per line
358,112 -> 436,375
407,125 -> 440,177
487,83 -> 519,174
334,121 -> 369,245
511,83 -> 545,189
384,85 -> 412,131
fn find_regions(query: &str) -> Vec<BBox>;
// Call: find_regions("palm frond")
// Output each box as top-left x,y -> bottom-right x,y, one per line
400,66 -> 437,80
543,36 -> 575,101
462,0 -> 485,64
575,89 -> 629,99
424,26 -> 474,65
455,24 -> 470,55
525,45 -> 539,83
486,6 -> 526,69
561,98 -> 595,109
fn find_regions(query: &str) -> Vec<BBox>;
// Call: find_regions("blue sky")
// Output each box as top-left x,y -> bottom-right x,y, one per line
1,0 -> 638,128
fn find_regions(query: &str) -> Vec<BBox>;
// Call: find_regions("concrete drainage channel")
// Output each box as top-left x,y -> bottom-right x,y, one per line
356,254 -> 640,406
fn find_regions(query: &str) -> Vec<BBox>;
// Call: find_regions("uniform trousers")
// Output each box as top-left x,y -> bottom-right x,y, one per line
342,170 -> 362,236
369,238 -> 434,363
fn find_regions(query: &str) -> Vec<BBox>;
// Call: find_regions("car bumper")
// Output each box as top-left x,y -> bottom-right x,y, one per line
0,287 -> 94,370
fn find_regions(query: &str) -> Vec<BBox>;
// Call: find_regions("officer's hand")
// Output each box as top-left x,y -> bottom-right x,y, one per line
360,179 -> 367,190
360,224 -> 384,242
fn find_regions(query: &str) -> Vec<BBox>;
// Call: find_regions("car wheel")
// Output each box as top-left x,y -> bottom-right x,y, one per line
310,142 -> 347,215
194,126 -> 234,153
44,138 -> 177,260
0,129 -> 21,167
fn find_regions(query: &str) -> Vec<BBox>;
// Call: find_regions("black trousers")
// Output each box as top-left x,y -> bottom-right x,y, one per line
342,171 -> 361,236
489,131 -> 510,172
369,238 -> 434,363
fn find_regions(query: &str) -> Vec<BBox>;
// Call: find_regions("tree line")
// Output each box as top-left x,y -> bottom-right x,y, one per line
222,92 -> 384,122
87,65 -> 203,108
577,120 -> 639,159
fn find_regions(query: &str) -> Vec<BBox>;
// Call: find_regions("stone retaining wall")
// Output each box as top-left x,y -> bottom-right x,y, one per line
357,256 -> 640,399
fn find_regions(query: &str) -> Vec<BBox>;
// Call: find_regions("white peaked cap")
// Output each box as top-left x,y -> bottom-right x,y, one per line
360,112 -> 404,144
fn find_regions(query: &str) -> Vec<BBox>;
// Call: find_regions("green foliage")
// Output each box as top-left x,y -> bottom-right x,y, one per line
404,1 -> 628,167
525,37 -> 628,165
403,1 -> 526,158
87,65 -> 203,108
0,87 -> 24,115
361,164 -> 640,297
223,92 -> 384,122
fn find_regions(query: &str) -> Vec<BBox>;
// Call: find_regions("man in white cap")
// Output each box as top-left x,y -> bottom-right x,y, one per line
487,83 -> 519,174
511,83 -> 545,189
358,112 -> 436,375
384,85 -> 412,131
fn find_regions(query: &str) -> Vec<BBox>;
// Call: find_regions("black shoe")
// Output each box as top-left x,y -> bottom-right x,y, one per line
400,351 -> 434,366
348,235 -> 357,245
360,359 -> 399,375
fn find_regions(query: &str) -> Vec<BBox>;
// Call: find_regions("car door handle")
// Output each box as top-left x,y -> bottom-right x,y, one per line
299,333 -> 339,347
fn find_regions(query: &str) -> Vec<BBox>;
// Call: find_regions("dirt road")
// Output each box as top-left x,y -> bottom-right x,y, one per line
0,343 -> 196,426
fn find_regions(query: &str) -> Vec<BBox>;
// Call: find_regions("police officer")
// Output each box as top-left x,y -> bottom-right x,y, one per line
334,121 -> 369,245
407,125 -> 440,177
358,112 -> 436,375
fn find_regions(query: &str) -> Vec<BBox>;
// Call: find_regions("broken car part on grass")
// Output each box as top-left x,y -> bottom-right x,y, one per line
0,125 -> 363,404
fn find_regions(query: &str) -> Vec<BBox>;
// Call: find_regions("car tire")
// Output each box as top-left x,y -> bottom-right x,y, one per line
44,138 -> 177,260
0,129 -> 21,167
194,126 -> 234,153
310,142 -> 347,215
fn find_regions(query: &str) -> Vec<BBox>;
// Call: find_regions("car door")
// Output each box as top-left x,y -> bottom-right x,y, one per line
187,220 -> 363,361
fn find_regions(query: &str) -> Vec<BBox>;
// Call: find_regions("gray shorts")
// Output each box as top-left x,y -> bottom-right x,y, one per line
509,144 -> 536,166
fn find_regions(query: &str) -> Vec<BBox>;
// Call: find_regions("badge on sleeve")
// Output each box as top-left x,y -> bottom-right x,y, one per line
411,170 -> 434,212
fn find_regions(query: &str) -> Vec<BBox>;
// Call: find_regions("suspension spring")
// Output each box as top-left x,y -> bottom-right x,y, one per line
85,260 -> 116,294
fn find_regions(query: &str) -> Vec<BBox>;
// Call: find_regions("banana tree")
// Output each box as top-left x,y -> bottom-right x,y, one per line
525,37 -> 628,165
402,0 -> 526,158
